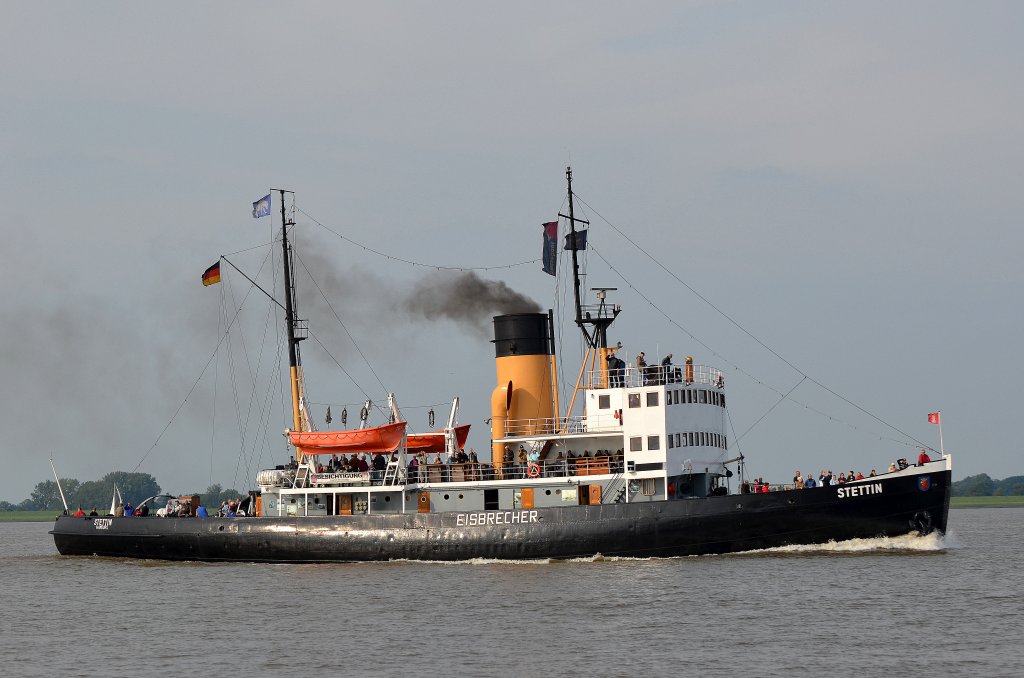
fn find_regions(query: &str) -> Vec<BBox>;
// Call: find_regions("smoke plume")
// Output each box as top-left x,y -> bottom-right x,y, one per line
403,270 -> 541,330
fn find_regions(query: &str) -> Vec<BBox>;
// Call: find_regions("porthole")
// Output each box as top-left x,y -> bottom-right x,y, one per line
385,496 -> 391,502
444,494 -> 450,500
545,490 -> 552,495
458,494 -> 464,499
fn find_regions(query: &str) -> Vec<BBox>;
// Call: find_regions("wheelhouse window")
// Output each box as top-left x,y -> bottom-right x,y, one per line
628,393 -> 641,408
629,436 -> 642,452
648,435 -> 660,450
598,395 -> 610,409
646,392 -> 659,407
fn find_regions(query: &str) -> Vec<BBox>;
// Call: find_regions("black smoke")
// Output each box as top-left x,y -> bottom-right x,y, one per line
403,270 -> 541,328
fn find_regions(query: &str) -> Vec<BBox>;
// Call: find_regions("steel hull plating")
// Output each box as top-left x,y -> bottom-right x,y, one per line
51,470 -> 950,562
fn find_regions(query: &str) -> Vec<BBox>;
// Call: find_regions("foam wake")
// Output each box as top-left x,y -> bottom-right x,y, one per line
737,530 -> 950,555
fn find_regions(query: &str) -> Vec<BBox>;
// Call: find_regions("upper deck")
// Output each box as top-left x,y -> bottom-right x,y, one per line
583,361 -> 724,390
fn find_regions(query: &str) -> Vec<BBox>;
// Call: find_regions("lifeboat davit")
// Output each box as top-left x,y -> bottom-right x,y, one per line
405,424 -> 471,453
289,422 -> 407,455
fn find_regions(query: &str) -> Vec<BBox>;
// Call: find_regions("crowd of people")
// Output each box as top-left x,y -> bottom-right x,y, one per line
408,448 -> 482,482
399,446 -> 627,482
69,498 -> 226,518
744,450 -> 937,493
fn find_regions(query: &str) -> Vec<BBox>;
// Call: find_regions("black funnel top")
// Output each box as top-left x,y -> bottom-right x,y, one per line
493,313 -> 552,358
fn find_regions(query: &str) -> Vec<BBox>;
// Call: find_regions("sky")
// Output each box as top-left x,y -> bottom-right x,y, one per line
1,1 -> 1021,502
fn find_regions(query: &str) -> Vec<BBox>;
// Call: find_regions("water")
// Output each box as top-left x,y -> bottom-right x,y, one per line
1,509 -> 1020,677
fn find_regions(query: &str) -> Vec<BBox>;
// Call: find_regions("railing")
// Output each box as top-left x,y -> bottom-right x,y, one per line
584,363 -> 725,390
405,458 -> 626,483
503,415 -> 623,437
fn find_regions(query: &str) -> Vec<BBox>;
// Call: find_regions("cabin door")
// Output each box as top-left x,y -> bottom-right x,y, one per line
579,485 -> 602,505
338,495 -> 353,516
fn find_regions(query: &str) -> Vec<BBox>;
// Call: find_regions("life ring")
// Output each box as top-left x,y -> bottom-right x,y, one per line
527,463 -> 541,478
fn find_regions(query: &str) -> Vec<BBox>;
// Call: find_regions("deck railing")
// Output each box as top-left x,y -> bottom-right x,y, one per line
502,415 -> 623,437
585,363 -> 725,390
399,457 -> 626,483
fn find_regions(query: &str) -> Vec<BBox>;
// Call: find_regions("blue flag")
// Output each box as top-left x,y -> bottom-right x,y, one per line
564,229 -> 587,251
252,194 -> 271,218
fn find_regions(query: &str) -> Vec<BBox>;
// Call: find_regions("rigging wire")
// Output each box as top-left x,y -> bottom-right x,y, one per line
132,245 -> 277,479
574,192 -> 931,451
223,240 -> 277,257
309,399 -> 452,411
736,376 -> 807,442
293,252 -> 389,394
209,284 -> 223,487
297,207 -> 540,272
304,328 -> 380,413
131,313 -> 237,474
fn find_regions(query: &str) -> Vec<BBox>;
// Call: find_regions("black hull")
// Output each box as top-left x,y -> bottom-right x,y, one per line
51,470 -> 950,562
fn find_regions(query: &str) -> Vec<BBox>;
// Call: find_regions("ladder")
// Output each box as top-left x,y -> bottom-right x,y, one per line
293,462 -> 314,488
383,455 -> 404,486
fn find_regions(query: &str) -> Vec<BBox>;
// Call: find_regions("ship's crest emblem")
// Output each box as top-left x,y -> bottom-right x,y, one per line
918,476 -> 931,492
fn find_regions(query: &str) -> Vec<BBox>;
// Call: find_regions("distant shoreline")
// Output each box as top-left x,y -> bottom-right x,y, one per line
4,496 -> 1023,523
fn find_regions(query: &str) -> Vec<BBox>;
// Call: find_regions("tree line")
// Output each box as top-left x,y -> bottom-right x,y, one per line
0,471 -> 244,513
951,474 -> 1024,496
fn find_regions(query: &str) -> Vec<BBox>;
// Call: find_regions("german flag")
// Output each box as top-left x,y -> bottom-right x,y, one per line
202,261 -> 221,286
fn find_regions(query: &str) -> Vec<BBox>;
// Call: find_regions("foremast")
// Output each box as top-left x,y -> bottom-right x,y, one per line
277,189 -> 309,458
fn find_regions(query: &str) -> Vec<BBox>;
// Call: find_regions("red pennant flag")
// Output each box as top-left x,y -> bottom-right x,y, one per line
927,412 -> 940,425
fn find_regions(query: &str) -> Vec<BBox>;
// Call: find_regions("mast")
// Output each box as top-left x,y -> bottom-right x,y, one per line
277,189 -> 304,436
566,167 -> 585,334
558,167 -> 618,350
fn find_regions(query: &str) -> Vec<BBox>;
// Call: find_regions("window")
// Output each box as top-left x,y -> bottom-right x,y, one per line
668,435 -> 674,449
630,436 -> 642,452
699,390 -> 707,404
628,393 -> 641,408
646,392 -> 659,407
675,433 -> 681,447
688,432 -> 695,446
648,435 -> 660,450
641,478 -> 656,496
598,395 -> 610,409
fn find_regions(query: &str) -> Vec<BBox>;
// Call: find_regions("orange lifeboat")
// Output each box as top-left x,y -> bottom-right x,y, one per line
289,422 -> 407,455
405,424 -> 471,454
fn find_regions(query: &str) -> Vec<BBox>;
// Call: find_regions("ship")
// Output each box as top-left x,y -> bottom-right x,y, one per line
51,170 -> 952,562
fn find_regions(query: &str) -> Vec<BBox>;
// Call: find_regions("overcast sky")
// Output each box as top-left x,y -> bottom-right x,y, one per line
2,1 -> 1020,502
